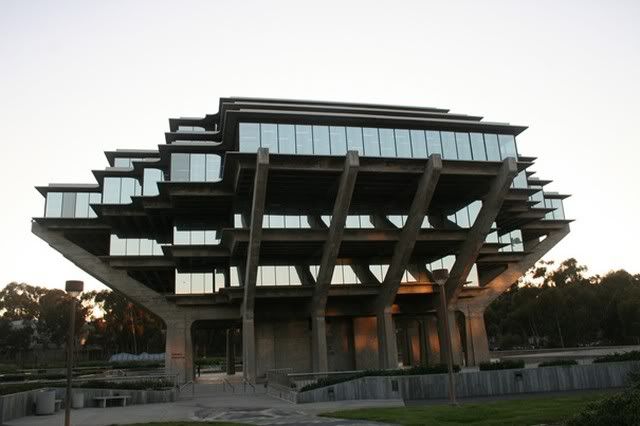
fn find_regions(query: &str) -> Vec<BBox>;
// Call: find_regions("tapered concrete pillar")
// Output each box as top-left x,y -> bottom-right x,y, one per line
463,308 -> 490,366
242,317 -> 256,381
165,318 -> 194,383
376,309 -> 398,369
311,315 -> 328,372
226,328 -> 236,375
436,309 -> 463,366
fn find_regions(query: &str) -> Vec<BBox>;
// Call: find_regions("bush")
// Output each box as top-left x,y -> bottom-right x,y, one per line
194,357 -> 224,367
0,378 -> 174,396
538,359 -> 578,367
479,360 -> 525,371
593,351 -> 640,364
0,373 -> 69,382
299,364 -> 461,392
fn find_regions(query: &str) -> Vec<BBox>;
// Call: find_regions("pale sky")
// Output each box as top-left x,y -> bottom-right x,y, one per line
1,0 -> 638,293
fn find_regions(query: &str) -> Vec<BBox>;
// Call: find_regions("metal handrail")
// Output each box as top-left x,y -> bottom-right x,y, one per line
222,377 -> 235,393
178,380 -> 195,397
242,377 -> 255,393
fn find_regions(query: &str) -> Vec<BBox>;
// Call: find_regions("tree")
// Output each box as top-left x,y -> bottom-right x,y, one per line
0,282 -> 46,321
37,289 -> 88,347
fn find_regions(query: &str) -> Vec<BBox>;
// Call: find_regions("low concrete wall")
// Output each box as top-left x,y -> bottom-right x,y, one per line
0,387 -> 177,422
296,361 -> 640,403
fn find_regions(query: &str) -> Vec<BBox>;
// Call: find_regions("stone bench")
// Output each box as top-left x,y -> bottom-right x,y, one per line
93,395 -> 130,408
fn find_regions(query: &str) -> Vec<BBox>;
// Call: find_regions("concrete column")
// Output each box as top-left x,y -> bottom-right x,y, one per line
311,315 -> 328,372
463,308 -> 490,366
226,328 -> 236,375
376,309 -> 398,369
165,318 -> 193,383
436,308 -> 463,366
424,315 -> 441,366
242,316 -> 256,381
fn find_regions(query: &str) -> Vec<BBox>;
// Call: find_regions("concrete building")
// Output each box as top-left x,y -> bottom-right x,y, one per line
33,97 -> 570,383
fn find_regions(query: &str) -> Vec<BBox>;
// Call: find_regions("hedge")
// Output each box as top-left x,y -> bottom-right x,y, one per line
0,379 -> 174,396
593,351 -> 640,364
194,357 -> 224,367
538,359 -> 578,367
299,364 -> 461,392
478,360 -> 525,371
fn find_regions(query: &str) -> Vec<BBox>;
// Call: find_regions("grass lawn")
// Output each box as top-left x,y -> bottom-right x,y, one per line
322,392 -> 611,426
120,423 -> 248,426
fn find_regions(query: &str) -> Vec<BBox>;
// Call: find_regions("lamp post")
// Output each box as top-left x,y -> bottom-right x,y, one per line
432,269 -> 457,405
64,280 -> 83,426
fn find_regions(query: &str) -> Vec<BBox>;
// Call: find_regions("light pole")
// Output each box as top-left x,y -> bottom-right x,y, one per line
65,280 -> 83,426
432,269 -> 457,405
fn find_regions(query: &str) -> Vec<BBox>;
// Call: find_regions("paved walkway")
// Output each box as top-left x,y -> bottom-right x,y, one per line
5,385 -> 402,426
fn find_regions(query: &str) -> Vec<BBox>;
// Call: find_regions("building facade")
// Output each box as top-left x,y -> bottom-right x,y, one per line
33,98 -> 570,383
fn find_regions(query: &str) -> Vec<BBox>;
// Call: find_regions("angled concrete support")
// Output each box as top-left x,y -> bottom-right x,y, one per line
462,307 -> 489,366
436,306 -> 463,365
241,148 -> 269,383
295,265 -> 316,287
351,263 -> 381,285
375,155 -> 442,368
445,158 -> 518,304
424,315 -> 441,366
165,316 -> 194,383
310,151 -> 359,372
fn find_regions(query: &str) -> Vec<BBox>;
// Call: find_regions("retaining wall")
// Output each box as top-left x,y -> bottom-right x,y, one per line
295,361 -> 640,403
0,387 -> 177,422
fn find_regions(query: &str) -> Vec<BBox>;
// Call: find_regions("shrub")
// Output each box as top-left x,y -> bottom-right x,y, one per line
299,364 -> 460,392
479,360 -> 525,371
194,357 -> 224,367
593,351 -> 640,364
538,359 -> 578,367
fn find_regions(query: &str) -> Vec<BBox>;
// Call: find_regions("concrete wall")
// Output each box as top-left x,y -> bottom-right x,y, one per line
296,361 -> 640,403
327,318 -> 355,371
256,319 -> 311,378
0,387 -> 177,422
353,317 -> 379,370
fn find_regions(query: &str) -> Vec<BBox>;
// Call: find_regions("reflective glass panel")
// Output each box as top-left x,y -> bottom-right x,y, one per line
379,128 -> 396,157
190,154 -> 206,181
455,132 -> 472,160
114,158 -> 132,168
312,126 -> 330,155
470,133 -> 487,161
45,192 -> 63,217
143,169 -> 162,196
88,193 -> 101,218
295,125 -> 313,154
552,199 -> 565,219
346,127 -> 364,154
426,131 -> 442,156
206,155 -> 221,181
139,239 -> 152,255
395,129 -> 412,158
498,135 -> 518,159
440,131 -> 457,159
103,178 -> 121,204
484,134 -> 500,160
262,124 -> 279,153
120,178 -> 136,204
171,153 -> 190,182
75,193 -> 89,218
329,126 -> 347,155
239,123 -> 260,152
110,235 -> 126,255
410,130 -> 427,158
362,128 -> 380,156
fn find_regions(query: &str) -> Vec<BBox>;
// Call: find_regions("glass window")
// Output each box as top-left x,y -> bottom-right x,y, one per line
395,129 -> 412,158
511,230 -> 524,251
470,133 -> 486,161
329,126 -> 347,155
114,158 -> 132,168
440,131 -> 457,159
119,178 -> 136,204
498,135 -> 518,159
88,193 -> 101,218
190,154 -> 206,181
346,216 -> 360,228
455,132 -> 472,160
103,178 -> 121,204
426,131 -> 442,156
346,127 -> 364,154
175,272 -> 191,294
312,126 -> 330,155
262,266 -> 275,285
262,124 -> 279,153
109,235 -> 126,255
191,229 -> 205,245
410,130 -> 427,158
484,134 -> 500,161
206,154 -> 221,181
75,193 -> 89,218
269,215 -> 284,228
45,192 -> 63,217
363,127 -> 380,157
455,207 -> 470,228
143,169 -> 163,196
239,123 -> 260,152
191,273 -> 205,293
378,129 -> 396,157
275,266 -> 289,285
467,200 -> 481,225
295,125 -> 313,154
139,239 -> 152,255
171,153 -> 190,182
513,170 -> 528,189
285,215 -> 301,228
552,199 -> 565,220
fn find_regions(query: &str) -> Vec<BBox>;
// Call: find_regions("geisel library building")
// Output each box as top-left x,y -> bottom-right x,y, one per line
33,98 -> 570,383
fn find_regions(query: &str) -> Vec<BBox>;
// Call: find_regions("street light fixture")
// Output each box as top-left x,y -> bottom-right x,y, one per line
64,280 -> 83,426
432,269 -> 457,405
